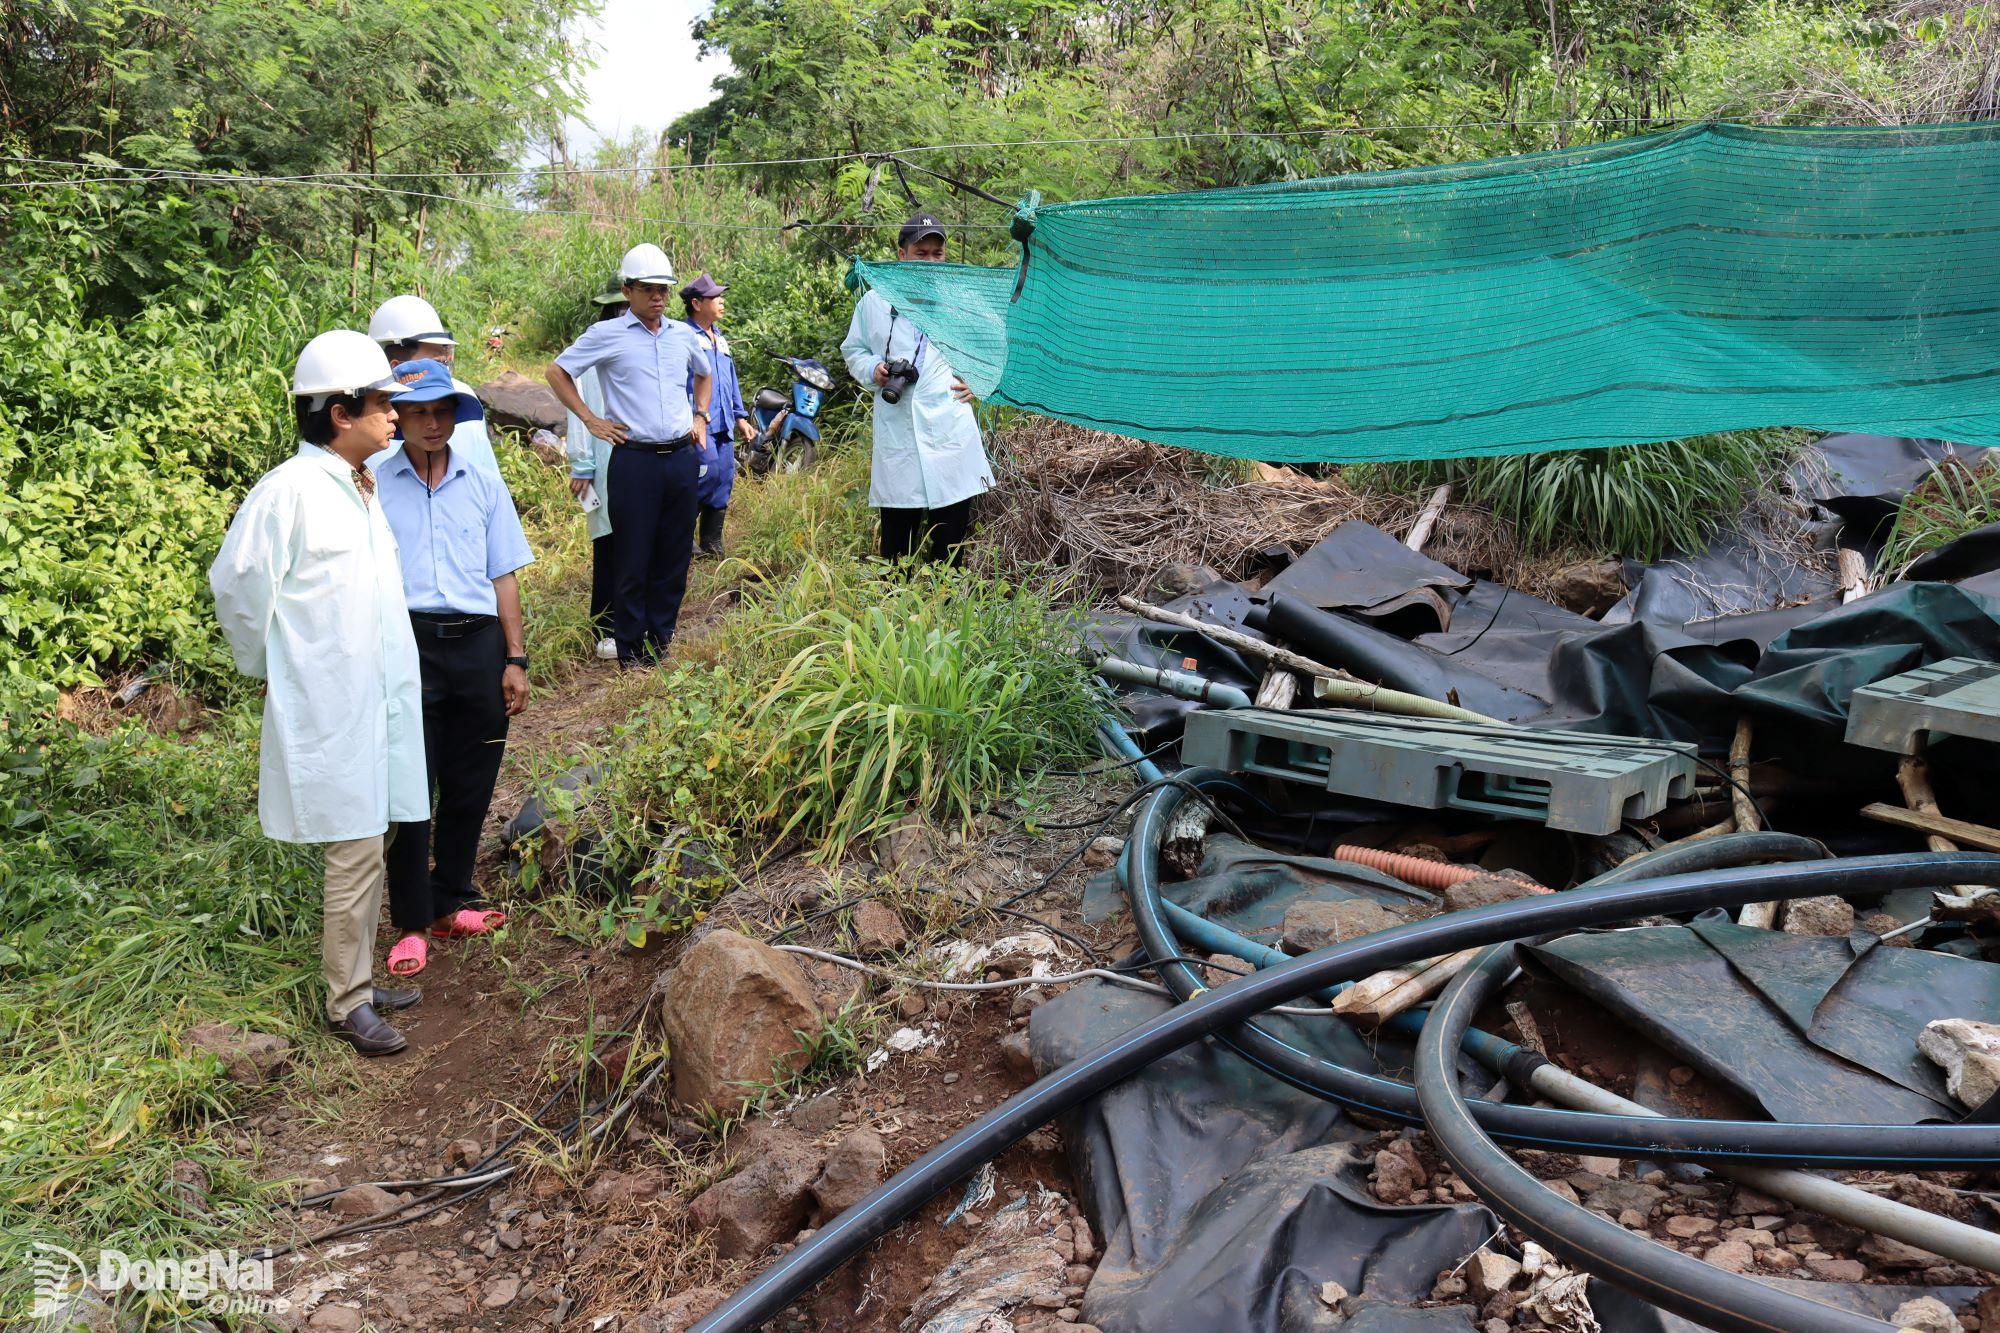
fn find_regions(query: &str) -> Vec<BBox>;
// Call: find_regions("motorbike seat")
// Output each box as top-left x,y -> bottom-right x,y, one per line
754,387 -> 789,413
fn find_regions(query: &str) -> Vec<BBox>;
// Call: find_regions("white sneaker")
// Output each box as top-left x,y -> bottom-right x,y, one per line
594,637 -> 618,661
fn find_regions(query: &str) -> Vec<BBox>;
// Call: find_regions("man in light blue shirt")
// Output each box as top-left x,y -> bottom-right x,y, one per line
545,243 -> 714,665
374,359 -> 534,979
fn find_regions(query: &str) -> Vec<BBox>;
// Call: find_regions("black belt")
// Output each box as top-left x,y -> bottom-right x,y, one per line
618,433 -> 696,453
409,611 -> 497,639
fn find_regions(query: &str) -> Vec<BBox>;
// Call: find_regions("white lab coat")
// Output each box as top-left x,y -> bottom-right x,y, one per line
209,444 -> 427,844
841,288 -> 994,510
564,367 -> 614,542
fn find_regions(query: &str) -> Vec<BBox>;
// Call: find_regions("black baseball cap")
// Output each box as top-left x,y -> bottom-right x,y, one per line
898,212 -> 947,246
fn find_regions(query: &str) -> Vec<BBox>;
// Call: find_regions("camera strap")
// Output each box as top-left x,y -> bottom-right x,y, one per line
884,306 -> 928,372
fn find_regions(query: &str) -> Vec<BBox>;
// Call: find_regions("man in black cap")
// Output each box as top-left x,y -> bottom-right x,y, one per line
681,272 -> 755,556
840,213 -> 994,563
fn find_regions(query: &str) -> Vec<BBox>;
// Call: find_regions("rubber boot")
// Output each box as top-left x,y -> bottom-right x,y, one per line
697,505 -> 726,557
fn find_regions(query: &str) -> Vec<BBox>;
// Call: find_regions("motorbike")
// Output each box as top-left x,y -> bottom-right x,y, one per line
744,353 -> 834,475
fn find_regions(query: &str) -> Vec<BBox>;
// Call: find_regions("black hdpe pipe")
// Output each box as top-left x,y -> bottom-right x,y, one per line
1251,593 -> 1458,700
1125,772 -> 2000,1167
1416,942 -> 1892,1333
690,851 -> 2000,1332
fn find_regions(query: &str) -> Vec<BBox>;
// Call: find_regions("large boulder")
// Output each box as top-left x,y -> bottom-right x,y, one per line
476,371 -> 566,435
688,1127 -> 823,1259
183,1022 -> 291,1085
660,930 -> 821,1112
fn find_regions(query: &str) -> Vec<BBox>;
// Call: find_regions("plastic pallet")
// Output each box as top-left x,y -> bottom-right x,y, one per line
1180,708 -> 1698,835
1845,656 -> 2000,755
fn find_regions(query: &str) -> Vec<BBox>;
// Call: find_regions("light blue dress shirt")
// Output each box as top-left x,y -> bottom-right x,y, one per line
376,447 -> 535,616
553,312 -> 713,442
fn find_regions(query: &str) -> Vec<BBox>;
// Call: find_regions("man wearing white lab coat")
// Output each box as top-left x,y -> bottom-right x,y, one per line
209,330 -> 428,1057
841,212 -> 994,563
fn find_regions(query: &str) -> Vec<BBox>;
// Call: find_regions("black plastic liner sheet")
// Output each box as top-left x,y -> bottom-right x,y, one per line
1524,919 -> 2000,1124
1030,982 -> 1498,1333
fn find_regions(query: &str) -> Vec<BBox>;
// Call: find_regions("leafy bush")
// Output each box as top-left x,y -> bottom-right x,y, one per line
1879,454 -> 2000,575
1368,430 -> 1804,558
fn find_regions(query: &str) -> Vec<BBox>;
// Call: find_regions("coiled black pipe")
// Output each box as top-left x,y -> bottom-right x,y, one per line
691,850 -> 2000,1332
1415,942 -> 1893,1332
1125,773 -> 1999,1166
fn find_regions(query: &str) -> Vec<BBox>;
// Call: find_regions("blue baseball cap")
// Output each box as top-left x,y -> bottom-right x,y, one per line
390,358 -> 482,425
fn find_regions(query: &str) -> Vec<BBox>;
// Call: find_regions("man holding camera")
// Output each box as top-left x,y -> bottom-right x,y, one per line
841,212 -> 993,563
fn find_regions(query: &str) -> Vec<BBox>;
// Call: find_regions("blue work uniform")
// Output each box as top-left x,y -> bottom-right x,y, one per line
553,313 -> 713,662
375,445 -> 535,930
685,321 -> 747,510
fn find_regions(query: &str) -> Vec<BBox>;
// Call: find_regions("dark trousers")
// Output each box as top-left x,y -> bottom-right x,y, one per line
387,617 -> 509,930
880,499 -> 973,564
607,444 -> 699,662
589,533 -> 616,637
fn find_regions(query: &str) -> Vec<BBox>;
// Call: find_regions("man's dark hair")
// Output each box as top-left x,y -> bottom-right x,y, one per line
295,393 -> 365,446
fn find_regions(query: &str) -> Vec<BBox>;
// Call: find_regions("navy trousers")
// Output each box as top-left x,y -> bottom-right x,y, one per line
607,444 -> 699,663
387,617 -> 507,929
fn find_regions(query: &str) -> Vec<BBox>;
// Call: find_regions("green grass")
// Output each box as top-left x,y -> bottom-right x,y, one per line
0,707 -> 333,1316
1878,454 -> 2000,575
1366,429 -> 1807,558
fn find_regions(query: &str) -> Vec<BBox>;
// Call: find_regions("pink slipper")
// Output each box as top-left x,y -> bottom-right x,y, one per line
431,908 -> 507,939
387,934 -> 429,977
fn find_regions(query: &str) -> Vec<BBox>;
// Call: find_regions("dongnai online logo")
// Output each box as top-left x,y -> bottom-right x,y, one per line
30,1241 -> 286,1318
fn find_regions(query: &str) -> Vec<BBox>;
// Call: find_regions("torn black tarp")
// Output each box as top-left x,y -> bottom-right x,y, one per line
1523,917 -> 2000,1124
1259,522 -> 1470,636
1791,434 -> 1992,529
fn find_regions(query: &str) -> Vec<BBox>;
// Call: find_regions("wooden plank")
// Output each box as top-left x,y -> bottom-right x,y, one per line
1859,802 -> 2000,853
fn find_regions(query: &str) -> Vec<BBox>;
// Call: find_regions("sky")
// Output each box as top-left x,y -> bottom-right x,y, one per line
560,0 -> 729,160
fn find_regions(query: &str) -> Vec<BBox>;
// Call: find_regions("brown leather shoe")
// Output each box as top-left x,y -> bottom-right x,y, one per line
329,1002 -> 407,1056
372,985 -> 421,1012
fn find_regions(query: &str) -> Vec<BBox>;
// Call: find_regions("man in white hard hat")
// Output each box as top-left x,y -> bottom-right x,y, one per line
841,213 -> 993,563
209,330 -> 428,1057
545,244 -> 715,666
367,294 -> 500,476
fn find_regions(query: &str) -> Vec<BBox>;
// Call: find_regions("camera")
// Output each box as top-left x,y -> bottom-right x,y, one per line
878,358 -> 920,404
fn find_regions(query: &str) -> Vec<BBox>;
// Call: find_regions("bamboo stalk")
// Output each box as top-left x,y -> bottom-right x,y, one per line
1253,667 -> 1298,710
1405,485 -> 1451,552
1333,948 -> 1482,1025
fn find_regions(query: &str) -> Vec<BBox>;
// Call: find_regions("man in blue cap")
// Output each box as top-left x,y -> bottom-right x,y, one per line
680,272 -> 756,557
373,359 -> 535,979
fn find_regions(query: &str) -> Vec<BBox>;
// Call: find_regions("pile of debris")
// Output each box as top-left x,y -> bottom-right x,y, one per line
686,431 -> 2000,1333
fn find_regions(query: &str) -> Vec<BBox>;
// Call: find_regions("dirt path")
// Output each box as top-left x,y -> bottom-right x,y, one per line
235,583 -> 1119,1331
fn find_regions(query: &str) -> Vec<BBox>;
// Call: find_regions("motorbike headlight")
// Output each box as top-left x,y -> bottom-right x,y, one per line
800,365 -> 833,392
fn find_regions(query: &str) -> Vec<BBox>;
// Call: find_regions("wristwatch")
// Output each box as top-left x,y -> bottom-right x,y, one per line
506,655 -> 529,670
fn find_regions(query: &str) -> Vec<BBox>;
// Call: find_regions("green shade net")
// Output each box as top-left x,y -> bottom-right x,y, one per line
851,123 -> 2000,463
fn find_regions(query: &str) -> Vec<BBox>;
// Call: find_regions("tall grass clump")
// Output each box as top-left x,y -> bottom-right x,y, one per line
748,560 -> 1100,859
1878,454 -> 2000,575
1370,429 -> 1804,558
518,553 -> 1100,925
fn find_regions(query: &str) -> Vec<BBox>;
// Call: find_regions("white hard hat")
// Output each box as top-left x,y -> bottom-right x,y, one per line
367,293 -> 455,347
293,330 -> 409,401
617,243 -> 676,285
